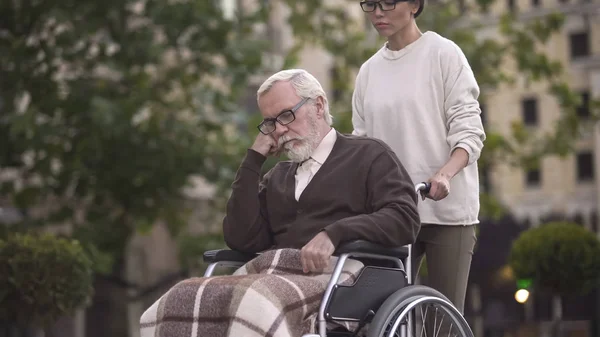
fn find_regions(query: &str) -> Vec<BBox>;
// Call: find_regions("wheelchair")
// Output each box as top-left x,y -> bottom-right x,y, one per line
202,183 -> 474,337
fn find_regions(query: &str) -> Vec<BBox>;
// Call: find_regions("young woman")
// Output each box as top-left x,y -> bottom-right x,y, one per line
352,0 -> 486,314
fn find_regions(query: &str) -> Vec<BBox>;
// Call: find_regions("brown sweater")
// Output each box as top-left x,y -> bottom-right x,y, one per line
222,132 -> 421,253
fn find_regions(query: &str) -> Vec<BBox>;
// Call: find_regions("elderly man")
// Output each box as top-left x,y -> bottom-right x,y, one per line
140,69 -> 420,337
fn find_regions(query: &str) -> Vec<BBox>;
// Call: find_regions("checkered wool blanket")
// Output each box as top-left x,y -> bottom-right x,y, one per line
140,248 -> 364,337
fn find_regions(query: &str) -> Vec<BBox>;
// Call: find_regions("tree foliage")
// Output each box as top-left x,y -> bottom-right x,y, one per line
0,0 -> 267,271
509,221 -> 600,296
0,233 -> 94,328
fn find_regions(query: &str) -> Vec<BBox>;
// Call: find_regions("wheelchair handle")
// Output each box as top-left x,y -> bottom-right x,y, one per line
415,182 -> 431,194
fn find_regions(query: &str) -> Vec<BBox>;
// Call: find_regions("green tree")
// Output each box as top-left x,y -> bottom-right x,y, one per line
0,233 -> 94,333
509,222 -> 600,336
0,0 -> 266,262
0,0 -> 266,334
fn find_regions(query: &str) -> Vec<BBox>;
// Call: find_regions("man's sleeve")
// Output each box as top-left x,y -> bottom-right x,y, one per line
323,149 -> 421,248
222,149 -> 274,253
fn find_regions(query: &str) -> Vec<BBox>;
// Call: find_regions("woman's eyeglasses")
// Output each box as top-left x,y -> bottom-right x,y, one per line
360,0 -> 409,12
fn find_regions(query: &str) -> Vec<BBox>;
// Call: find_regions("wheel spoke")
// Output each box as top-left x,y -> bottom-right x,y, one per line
380,297 -> 472,337
367,287 -> 473,337
420,305 -> 429,337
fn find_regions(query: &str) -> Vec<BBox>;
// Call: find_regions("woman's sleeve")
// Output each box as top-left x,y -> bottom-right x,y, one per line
352,66 -> 368,136
442,45 -> 486,165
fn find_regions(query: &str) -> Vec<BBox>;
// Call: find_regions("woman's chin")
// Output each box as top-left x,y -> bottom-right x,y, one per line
376,30 -> 394,38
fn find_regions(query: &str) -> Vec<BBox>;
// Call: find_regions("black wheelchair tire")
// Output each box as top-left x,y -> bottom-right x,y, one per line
366,285 -> 473,337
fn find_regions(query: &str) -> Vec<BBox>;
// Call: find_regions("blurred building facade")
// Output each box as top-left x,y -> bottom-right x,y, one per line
474,0 -> 600,232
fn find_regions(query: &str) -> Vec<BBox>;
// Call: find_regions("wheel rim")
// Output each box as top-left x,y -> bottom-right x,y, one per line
380,296 -> 472,337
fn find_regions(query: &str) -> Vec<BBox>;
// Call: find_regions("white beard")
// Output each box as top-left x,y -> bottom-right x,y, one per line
278,115 -> 321,162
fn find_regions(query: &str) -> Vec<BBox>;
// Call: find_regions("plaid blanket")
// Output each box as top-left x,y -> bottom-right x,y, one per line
140,248 -> 365,337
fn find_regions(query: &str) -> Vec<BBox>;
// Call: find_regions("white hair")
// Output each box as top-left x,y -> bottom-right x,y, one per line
257,69 -> 333,125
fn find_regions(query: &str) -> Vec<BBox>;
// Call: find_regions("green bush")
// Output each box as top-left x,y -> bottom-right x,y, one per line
509,221 -> 600,296
0,232 -> 94,328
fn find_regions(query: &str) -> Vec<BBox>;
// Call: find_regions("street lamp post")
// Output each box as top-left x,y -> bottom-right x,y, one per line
515,279 -> 534,323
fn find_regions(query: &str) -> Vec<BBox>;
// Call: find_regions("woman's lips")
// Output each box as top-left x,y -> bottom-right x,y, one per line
375,22 -> 390,28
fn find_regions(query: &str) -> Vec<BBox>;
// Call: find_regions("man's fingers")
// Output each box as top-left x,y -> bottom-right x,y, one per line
312,254 -> 324,271
300,248 -> 309,273
269,143 -> 280,156
317,254 -> 329,271
313,247 -> 332,271
306,255 -> 317,273
301,248 -> 318,273
302,233 -> 335,273
309,250 -> 328,272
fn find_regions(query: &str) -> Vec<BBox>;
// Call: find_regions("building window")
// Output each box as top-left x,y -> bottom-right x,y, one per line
576,151 -> 594,182
507,0 -> 516,11
569,32 -> 590,59
577,92 -> 590,118
531,0 -> 540,7
526,169 -> 541,186
522,98 -> 538,126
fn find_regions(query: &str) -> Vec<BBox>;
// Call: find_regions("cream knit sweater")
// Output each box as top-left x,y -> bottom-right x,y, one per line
352,31 -> 486,225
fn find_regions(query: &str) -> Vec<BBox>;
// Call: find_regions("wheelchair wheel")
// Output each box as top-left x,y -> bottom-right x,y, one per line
367,285 -> 474,337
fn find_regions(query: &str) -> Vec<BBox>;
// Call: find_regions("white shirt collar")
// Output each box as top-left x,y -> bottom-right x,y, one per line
310,128 -> 337,165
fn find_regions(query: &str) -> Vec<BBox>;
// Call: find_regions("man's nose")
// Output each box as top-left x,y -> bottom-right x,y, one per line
374,4 -> 384,17
273,124 -> 288,139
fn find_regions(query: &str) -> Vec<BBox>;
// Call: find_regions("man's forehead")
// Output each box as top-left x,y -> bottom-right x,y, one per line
258,82 -> 300,117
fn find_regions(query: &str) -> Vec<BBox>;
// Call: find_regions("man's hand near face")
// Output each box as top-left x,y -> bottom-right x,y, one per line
250,133 -> 282,157
300,231 -> 335,273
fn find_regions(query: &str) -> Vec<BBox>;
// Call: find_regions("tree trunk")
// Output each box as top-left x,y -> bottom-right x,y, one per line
469,283 -> 484,337
551,295 -> 563,337
85,259 -> 130,337
524,293 -> 534,322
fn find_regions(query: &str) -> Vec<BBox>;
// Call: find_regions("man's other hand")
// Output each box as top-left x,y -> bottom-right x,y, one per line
250,133 -> 282,157
300,231 -> 335,273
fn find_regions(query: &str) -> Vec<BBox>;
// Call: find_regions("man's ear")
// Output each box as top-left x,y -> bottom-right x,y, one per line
315,96 -> 325,119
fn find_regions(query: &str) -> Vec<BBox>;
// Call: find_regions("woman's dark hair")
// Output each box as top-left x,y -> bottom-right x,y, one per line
414,0 -> 425,18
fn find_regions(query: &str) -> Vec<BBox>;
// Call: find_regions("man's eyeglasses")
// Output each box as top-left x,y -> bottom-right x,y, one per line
257,97 -> 310,135
360,0 -> 408,12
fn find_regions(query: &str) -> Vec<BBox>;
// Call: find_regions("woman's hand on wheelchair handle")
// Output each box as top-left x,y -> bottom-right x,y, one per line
300,231 -> 335,273
424,172 -> 451,201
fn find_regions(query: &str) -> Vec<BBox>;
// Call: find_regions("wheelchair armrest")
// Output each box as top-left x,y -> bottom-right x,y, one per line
334,240 -> 409,260
202,249 -> 259,264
